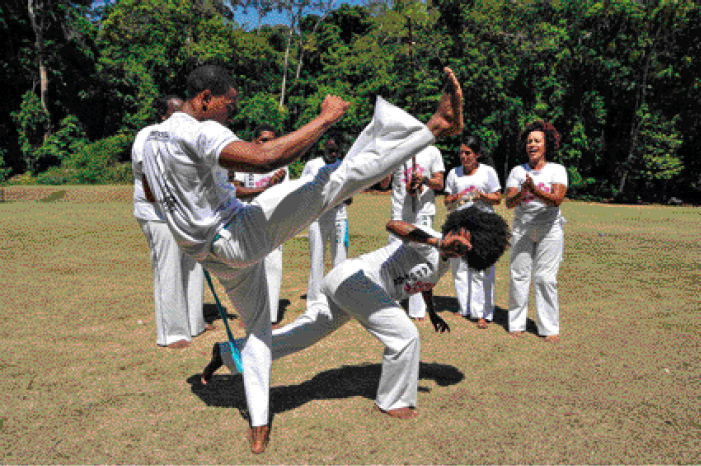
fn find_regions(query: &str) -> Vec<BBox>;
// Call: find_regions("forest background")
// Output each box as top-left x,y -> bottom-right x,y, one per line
1,0 -> 699,204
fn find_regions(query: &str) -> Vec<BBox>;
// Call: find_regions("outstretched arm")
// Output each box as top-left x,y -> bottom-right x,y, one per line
219,96 -> 350,173
422,289 -> 450,333
385,221 -> 471,258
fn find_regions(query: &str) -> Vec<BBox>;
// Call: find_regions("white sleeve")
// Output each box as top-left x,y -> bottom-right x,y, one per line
196,121 -> 239,168
301,160 -> 315,178
553,164 -> 569,187
444,169 -> 457,194
487,166 -> 502,193
505,165 -> 523,189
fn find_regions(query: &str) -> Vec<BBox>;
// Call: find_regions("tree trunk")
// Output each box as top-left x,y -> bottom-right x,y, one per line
279,26 -> 294,108
27,0 -> 52,139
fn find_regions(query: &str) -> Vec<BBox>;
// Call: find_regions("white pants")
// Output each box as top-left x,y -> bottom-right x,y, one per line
451,259 -> 495,320
508,221 -> 564,336
222,259 -> 421,411
200,97 -> 435,426
138,219 -> 206,346
306,214 -> 348,306
264,246 -> 283,323
389,214 -> 434,318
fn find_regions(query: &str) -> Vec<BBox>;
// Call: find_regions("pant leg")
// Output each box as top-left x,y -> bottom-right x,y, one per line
407,215 -> 433,319
323,262 -> 421,411
265,246 -> 283,323
331,217 -> 349,267
532,223 -> 564,336
199,256 -> 272,427
469,265 -> 495,321
508,227 -> 535,332
451,258 -> 470,317
183,255 -> 206,336
214,97 -> 436,269
139,219 -> 191,346
306,221 -> 325,304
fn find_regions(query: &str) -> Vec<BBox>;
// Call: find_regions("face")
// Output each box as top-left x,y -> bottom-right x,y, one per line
459,144 -> 479,173
323,138 -> 340,164
203,87 -> 239,125
526,131 -> 547,166
254,130 -> 276,145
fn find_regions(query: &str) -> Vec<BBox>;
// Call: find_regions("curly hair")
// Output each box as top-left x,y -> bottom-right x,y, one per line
519,120 -> 561,157
441,206 -> 510,271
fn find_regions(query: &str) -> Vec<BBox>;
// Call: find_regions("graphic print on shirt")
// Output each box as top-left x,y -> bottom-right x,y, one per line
393,262 -> 436,295
522,182 -> 548,204
148,131 -> 178,214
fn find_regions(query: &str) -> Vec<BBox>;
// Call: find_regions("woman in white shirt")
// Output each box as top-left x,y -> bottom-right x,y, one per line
444,137 -> 502,329
505,121 -> 568,342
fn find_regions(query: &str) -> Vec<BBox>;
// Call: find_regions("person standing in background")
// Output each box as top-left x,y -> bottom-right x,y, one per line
380,145 -> 445,321
444,136 -> 502,329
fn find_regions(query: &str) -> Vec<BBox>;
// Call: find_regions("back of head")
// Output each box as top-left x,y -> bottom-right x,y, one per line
186,65 -> 236,99
154,95 -> 183,121
442,206 -> 510,271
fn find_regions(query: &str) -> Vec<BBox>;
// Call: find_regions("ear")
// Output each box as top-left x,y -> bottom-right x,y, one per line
195,90 -> 212,112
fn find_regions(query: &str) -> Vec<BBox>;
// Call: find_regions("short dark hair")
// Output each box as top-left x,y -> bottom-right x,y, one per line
519,120 -> 561,157
186,65 -> 236,99
254,124 -> 277,139
461,135 -> 482,155
154,95 -> 182,120
441,206 -> 510,271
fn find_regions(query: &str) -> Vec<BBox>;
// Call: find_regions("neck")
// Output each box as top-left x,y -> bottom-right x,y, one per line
182,101 -> 202,121
529,159 -> 546,170
463,163 -> 478,175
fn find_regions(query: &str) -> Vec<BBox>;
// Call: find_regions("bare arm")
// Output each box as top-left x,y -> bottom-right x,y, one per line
476,190 -> 502,206
219,96 -> 349,172
386,220 -> 442,248
411,171 -> 445,193
230,169 -> 286,200
526,182 -> 567,207
505,186 -> 524,209
422,289 -> 450,333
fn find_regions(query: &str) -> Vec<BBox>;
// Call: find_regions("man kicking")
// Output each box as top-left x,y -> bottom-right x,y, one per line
202,206 -> 510,419
140,64 -> 463,453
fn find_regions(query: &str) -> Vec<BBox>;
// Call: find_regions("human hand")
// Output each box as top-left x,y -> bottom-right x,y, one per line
441,229 -> 472,258
320,95 -> 350,124
429,312 -> 450,333
522,174 -> 536,192
408,173 -> 424,195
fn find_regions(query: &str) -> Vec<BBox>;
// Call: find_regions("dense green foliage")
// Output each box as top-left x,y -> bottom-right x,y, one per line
1,0 -> 699,203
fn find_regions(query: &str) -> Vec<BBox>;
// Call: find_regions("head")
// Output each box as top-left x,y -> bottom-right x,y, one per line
441,206 -> 510,271
459,136 -> 482,173
186,65 -> 239,125
253,124 -> 277,144
519,120 -> 561,168
322,132 -> 343,164
154,95 -> 183,121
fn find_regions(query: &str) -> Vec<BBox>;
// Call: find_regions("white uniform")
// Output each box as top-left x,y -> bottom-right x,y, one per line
505,162 -> 568,336
221,227 -> 450,412
444,163 -> 502,321
233,168 -> 291,323
301,158 -> 349,307
140,97 -> 436,427
388,145 -> 445,319
131,126 -> 206,347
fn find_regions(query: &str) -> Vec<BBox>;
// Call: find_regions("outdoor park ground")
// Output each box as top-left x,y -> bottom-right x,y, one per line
1,185 -> 699,464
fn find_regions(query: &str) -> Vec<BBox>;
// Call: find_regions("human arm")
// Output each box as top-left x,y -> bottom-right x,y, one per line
422,289 -> 450,333
385,221 -> 471,258
522,175 -> 567,207
218,96 -> 350,172
408,170 -> 445,194
475,189 -> 502,206
231,169 -> 287,200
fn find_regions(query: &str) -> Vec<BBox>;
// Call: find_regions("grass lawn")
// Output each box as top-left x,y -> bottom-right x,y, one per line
1,185 -> 700,464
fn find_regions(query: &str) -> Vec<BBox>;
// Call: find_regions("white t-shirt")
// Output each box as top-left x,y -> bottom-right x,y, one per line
140,112 -> 244,260
444,163 -> 502,213
505,162 -> 568,226
390,145 -> 445,219
233,167 -> 290,203
302,157 -> 348,221
131,125 -> 161,221
358,227 -> 450,302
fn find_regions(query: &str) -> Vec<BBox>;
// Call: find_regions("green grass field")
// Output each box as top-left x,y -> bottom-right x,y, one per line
1,186 -> 700,464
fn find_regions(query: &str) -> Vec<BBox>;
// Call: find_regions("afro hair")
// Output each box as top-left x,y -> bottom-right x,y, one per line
441,205 -> 510,271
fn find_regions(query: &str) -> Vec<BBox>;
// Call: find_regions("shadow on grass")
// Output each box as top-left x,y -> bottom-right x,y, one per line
203,299 -> 292,326
432,295 -> 539,336
187,362 -> 464,421
40,190 -> 66,202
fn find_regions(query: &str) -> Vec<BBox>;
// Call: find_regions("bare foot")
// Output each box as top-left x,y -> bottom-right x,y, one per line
373,404 -> 419,419
427,67 -> 464,140
205,323 -> 217,331
167,339 -> 190,349
201,343 -> 223,385
248,425 -> 270,454
477,319 -> 488,329
509,331 -> 523,338
544,335 -> 560,343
